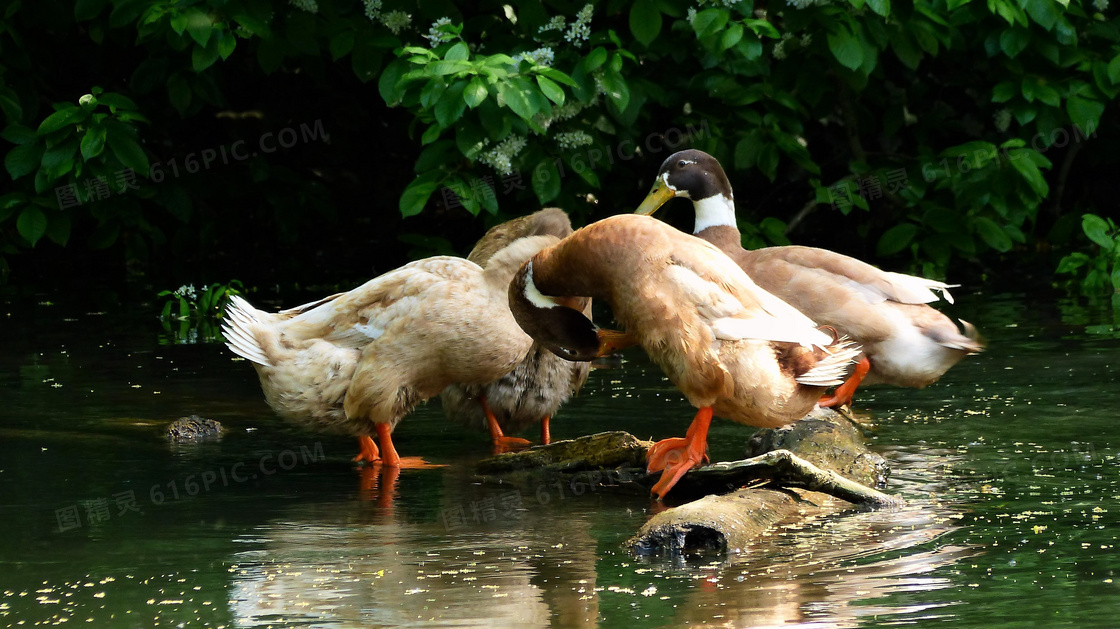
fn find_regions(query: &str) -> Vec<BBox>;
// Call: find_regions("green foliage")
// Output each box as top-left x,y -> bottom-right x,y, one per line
157,280 -> 244,344
1057,214 -> 1120,298
0,0 -> 1117,288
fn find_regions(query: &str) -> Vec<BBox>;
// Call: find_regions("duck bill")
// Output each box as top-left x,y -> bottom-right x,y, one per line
634,179 -> 677,216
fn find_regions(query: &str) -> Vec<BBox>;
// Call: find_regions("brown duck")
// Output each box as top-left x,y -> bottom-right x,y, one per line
507,214 -> 860,499
636,149 -> 984,407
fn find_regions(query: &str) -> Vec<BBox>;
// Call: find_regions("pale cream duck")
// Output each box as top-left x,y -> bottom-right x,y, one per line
440,208 -> 592,448
636,149 -> 984,407
223,235 -> 559,466
507,214 -> 860,499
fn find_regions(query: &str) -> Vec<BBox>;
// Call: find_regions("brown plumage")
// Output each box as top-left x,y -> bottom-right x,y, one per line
508,214 -> 860,498
440,208 -> 591,446
636,149 -> 984,406
223,235 -> 558,466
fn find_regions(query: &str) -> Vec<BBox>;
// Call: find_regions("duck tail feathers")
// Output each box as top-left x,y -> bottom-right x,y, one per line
796,339 -> 862,387
222,295 -> 272,366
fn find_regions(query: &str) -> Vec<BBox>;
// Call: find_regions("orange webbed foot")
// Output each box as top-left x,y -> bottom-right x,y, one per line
818,356 -> 870,408
353,435 -> 380,464
645,407 -> 714,500
492,436 -> 532,455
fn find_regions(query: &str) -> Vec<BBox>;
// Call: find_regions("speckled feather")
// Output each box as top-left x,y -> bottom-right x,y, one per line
440,208 -> 591,435
223,236 -> 557,439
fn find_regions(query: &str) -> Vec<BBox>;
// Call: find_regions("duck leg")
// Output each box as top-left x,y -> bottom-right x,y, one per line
375,422 -> 402,467
818,356 -> 871,408
353,435 -> 380,464
647,406 -> 713,500
540,415 -> 551,445
482,395 -> 531,452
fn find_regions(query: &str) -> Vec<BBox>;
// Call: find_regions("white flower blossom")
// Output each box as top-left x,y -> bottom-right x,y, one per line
289,0 -> 318,13
539,15 -> 566,34
687,7 -> 697,24
564,4 -> 593,46
478,135 -> 527,176
381,10 -> 411,34
363,0 -> 381,21
426,17 -> 454,46
1093,0 -> 1108,9
555,131 -> 594,150
513,47 -> 555,67
772,32 -> 793,60
800,33 -> 813,46
786,0 -> 815,8
993,109 -> 1012,133
174,284 -> 198,300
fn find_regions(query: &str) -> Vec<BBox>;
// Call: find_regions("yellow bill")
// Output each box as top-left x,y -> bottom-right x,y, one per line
634,178 -> 678,216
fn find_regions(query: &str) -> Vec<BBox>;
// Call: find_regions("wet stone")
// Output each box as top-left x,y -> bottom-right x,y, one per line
165,415 -> 223,442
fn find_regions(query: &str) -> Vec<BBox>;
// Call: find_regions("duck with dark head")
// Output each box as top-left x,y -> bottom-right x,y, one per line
636,149 -> 984,407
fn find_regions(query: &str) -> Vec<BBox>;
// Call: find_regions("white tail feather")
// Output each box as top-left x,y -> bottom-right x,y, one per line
882,271 -> 958,304
223,295 -> 272,366
795,340 -> 862,387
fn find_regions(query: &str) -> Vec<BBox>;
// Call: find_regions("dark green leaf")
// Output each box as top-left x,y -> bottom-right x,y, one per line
351,36 -> 383,83
720,23 -> 743,51
827,25 -> 864,70
1056,252 -> 1089,274
1082,214 -> 1115,250
877,223 -> 919,256
1109,54 -> 1120,85
16,207 -> 48,246
98,93 -> 138,111
80,125 -> 107,160
37,106 -> 87,135
974,217 -> 1013,252
757,143 -> 779,182
107,131 -> 150,174
537,67 -> 578,87
0,87 -> 22,122
378,59 -> 411,106
2,124 -> 37,145
434,81 -> 467,127
192,39 -> 221,72
600,69 -> 630,112
992,81 -> 1017,103
217,30 -> 237,60
331,31 -> 355,60
691,8 -> 728,38
1023,0 -> 1059,30
536,75 -> 565,106
1067,94 -> 1105,136
5,142 -> 44,179
532,158 -> 561,204
1010,151 -> 1049,197
399,171 -> 444,217
734,131 -> 762,169
445,41 -> 470,61
866,0 -> 891,17
184,9 -> 213,47
498,82 -> 535,120
583,47 -> 608,72
999,27 -> 1029,58
464,76 -> 488,108
629,0 -> 662,47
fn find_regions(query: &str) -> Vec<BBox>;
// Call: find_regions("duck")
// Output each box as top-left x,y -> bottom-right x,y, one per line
635,149 -> 984,407
507,213 -> 861,499
440,208 -> 592,449
222,234 -> 559,466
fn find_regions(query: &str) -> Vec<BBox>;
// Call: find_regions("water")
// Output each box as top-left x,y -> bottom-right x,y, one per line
2,288 -> 1118,627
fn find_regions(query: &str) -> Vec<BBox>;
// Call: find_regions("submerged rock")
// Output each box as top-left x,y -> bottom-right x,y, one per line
165,415 -> 223,442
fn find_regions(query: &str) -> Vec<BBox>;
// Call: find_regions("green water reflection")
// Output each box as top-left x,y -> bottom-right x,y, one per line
1,290 -> 1118,627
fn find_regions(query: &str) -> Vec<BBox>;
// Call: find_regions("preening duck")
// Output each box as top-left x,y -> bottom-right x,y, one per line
440,208 -> 592,449
636,149 -> 984,407
508,214 -> 860,499
223,235 -> 558,466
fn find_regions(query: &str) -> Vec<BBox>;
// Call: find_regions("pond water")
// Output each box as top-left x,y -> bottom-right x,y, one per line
1,286 -> 1118,628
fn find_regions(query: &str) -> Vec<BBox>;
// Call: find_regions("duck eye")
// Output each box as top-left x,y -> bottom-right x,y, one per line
677,160 -> 688,167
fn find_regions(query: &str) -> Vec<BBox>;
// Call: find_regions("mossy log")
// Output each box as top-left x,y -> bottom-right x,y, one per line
165,415 -> 223,442
478,407 -> 902,558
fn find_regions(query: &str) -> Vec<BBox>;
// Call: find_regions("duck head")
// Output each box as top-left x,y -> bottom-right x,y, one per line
508,260 -> 602,362
635,149 -> 736,233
